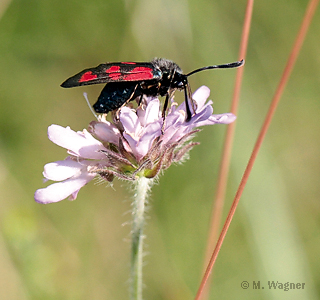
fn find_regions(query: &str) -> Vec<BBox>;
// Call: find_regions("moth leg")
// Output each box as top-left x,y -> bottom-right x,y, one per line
162,93 -> 170,119
184,84 -> 195,121
138,94 -> 144,106
183,86 -> 192,121
161,93 -> 171,134
187,83 -> 197,115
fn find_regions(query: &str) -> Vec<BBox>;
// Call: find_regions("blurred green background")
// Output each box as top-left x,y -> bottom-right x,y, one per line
0,0 -> 319,299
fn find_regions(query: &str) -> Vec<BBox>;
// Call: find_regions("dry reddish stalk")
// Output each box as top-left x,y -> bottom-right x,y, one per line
200,1 -> 254,299
195,0 -> 319,299
203,0 -> 254,276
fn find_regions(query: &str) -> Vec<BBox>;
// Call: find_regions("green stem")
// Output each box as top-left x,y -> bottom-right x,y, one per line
130,177 -> 152,300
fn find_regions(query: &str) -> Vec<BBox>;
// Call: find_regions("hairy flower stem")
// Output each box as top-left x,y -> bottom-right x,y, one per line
130,177 -> 152,300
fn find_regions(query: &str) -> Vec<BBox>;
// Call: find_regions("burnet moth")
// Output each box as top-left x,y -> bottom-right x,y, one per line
61,58 -> 244,121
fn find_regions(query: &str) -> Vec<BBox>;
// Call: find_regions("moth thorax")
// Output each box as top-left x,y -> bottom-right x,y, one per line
151,57 -> 183,74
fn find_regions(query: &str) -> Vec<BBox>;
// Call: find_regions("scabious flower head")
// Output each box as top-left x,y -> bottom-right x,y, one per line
34,86 -> 236,204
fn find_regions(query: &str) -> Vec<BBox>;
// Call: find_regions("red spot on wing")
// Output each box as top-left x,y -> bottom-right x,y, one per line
109,73 -> 122,80
103,65 -> 122,80
123,67 -> 154,81
79,71 -> 98,82
105,66 -> 121,73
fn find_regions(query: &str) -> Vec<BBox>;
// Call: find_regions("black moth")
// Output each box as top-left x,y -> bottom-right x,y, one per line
61,58 -> 244,121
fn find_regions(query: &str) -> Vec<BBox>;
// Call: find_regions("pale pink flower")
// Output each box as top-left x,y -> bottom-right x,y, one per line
35,86 -> 236,204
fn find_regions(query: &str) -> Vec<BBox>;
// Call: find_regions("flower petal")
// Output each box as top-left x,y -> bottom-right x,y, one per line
190,104 -> 214,124
144,98 -> 161,125
89,121 -> 120,145
202,113 -> 237,126
34,172 -> 95,204
120,107 -> 140,134
48,125 -> 106,159
192,86 -> 210,111
128,121 -> 162,159
43,159 -> 83,181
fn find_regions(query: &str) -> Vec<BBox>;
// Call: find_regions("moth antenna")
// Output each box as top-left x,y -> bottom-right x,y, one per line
83,92 -> 99,120
186,59 -> 244,77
